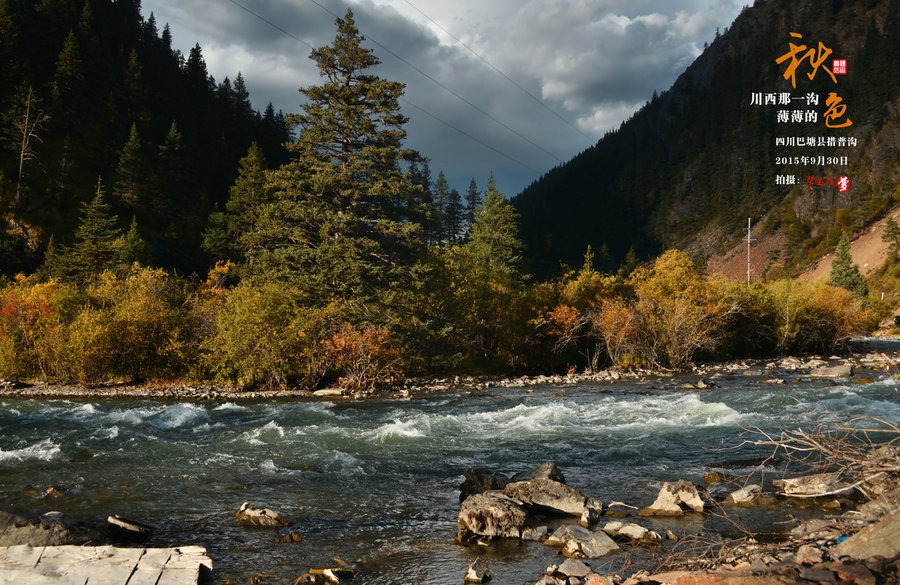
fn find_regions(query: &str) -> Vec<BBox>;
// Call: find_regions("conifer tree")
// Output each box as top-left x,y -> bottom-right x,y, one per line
51,30 -> 83,101
60,178 -> 123,280
433,170 -> 449,242
464,178 -> 481,235
123,215 -> 152,265
467,185 -> 525,281
446,188 -> 463,243
204,142 -> 268,260
113,123 -> 149,208
830,232 -> 868,298
251,9 -> 424,305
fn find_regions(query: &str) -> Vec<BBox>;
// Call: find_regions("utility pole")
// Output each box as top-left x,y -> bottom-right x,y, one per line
746,217 -> 752,285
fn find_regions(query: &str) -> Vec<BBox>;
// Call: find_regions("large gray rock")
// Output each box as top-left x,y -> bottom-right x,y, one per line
464,558 -> 492,583
502,479 -> 601,522
0,510 -> 99,546
639,480 -> 707,517
510,462 -> 566,484
544,525 -> 619,559
460,468 -> 510,503
456,491 -> 528,542
235,502 -> 291,528
832,510 -> 900,560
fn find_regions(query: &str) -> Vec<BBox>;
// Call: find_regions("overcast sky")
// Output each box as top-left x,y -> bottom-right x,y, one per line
141,0 -> 743,196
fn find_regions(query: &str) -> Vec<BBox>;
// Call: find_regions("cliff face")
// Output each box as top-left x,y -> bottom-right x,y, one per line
513,0 -> 900,279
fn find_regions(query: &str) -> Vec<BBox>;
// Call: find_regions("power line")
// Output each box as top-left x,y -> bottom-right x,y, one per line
402,0 -> 594,143
224,0 -> 315,51
305,0 -> 564,164
221,0 -> 542,176
399,97 -> 542,174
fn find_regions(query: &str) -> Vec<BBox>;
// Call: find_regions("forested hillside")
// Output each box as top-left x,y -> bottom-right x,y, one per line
0,0 -> 291,274
514,0 -> 900,278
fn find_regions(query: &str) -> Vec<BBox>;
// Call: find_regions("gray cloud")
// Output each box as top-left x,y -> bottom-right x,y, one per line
143,0 -> 742,196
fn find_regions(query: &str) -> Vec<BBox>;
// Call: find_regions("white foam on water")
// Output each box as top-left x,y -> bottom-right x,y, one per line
92,425 -> 120,440
259,459 -> 279,474
360,394 -> 746,442
150,403 -> 209,430
213,402 -> 247,412
323,450 -> 367,475
0,438 -> 60,463
237,420 -> 285,445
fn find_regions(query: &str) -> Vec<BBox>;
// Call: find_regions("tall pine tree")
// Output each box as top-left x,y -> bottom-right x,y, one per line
58,178 -> 124,280
250,9 -> 425,307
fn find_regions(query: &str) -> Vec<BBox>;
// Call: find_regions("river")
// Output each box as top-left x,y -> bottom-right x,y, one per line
1,364 -> 898,584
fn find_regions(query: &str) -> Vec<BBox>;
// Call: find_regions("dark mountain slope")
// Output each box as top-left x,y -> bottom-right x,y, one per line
513,0 -> 900,278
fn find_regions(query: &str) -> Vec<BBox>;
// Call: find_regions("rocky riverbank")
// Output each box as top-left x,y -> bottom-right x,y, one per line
0,344 -> 896,402
454,451 -> 900,585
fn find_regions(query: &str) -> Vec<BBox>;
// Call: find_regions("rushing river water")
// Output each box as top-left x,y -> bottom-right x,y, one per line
1,363 -> 898,584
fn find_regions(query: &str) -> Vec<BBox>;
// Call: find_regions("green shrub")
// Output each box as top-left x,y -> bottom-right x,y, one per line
62,266 -> 195,383
202,282 -> 334,389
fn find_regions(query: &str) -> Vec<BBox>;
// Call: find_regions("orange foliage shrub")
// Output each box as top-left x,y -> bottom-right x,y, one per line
323,324 -> 404,393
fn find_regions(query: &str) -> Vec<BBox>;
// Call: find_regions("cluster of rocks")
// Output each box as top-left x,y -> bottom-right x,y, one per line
455,461 -> 899,585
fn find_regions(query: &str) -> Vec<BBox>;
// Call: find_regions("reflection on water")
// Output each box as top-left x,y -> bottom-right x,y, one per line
0,372 -> 897,584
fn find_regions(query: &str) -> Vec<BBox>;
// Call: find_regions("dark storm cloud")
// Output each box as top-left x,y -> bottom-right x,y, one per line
142,0 -> 742,195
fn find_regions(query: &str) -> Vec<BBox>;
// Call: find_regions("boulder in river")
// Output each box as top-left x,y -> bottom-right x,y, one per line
544,525 -> 619,559
0,510 -> 100,546
639,480 -> 707,517
510,462 -> 566,484
810,364 -> 853,378
502,478 -> 602,523
235,502 -> 291,528
456,491 -> 528,542
460,468 -> 510,503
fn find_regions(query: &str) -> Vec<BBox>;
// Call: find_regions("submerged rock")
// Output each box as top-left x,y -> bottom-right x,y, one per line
510,462 -> 567,484
460,468 -> 510,503
544,525 -> 619,559
457,491 -> 528,542
639,480 -> 707,517
464,558 -> 492,583
502,479 -> 602,523
810,364 -> 853,378
235,502 -> 291,528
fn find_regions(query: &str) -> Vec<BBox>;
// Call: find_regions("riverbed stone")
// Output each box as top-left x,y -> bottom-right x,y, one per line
460,468 -> 510,503
464,558 -> 492,582
725,485 -> 762,506
774,472 -> 849,498
511,462 -> 567,484
810,364 -> 853,378
557,558 -> 592,578
832,510 -> 900,560
503,479 -> 602,521
601,521 -> 662,544
0,510 -> 99,546
235,502 -> 291,528
457,491 -> 528,542
639,480 -> 706,517
545,525 -> 619,559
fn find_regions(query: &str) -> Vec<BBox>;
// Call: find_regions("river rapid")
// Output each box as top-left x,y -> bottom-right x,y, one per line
1,366 -> 898,584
